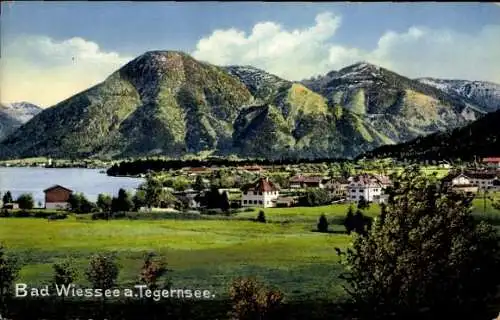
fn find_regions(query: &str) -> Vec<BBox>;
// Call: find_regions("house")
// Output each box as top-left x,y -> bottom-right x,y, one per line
441,172 -> 478,193
465,171 -> 499,190
442,171 -> 499,191
323,178 -> 349,198
275,196 -> 296,207
3,202 -> 19,210
289,175 -> 324,189
483,157 -> 500,169
347,174 -> 391,203
241,177 -> 280,208
43,185 -> 73,210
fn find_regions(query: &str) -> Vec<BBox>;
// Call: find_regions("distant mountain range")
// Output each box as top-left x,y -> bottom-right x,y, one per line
0,102 -> 42,142
0,51 -> 498,160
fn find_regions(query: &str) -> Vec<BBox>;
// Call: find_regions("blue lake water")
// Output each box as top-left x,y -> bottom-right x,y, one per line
0,167 -> 144,206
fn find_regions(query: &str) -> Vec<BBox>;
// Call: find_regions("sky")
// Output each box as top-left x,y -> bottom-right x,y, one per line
1,2 -> 500,108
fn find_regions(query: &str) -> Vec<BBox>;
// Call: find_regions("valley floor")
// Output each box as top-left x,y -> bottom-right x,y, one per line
2,201 -> 500,303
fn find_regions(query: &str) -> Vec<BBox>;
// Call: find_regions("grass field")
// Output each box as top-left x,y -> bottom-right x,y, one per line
2,198 -> 499,302
0,213 -> 352,301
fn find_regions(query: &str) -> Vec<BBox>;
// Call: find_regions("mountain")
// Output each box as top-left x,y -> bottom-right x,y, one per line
417,78 -> 500,113
301,62 -> 487,146
361,109 -> 500,161
0,102 -> 42,141
0,53 -> 492,160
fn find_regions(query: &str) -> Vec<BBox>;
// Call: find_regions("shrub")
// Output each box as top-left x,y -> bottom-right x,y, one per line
139,252 -> 171,290
228,277 -> 284,320
85,253 -> 119,291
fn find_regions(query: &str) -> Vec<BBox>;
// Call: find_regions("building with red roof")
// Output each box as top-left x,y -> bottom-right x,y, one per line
241,177 -> 280,208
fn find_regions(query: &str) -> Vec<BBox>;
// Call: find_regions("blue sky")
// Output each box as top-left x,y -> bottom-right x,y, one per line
1,2 -> 500,107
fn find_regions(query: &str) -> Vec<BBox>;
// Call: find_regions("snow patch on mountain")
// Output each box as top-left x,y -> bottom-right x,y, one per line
417,78 -> 500,113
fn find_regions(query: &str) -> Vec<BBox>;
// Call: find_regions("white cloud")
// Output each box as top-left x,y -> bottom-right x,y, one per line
0,36 -> 133,107
192,12 -> 500,84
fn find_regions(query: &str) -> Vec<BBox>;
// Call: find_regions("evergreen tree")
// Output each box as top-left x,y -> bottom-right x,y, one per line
2,191 -> 13,205
317,214 -> 329,233
257,210 -> 266,223
343,206 -> 355,234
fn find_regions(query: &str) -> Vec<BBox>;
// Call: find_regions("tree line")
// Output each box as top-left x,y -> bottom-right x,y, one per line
106,157 -> 350,176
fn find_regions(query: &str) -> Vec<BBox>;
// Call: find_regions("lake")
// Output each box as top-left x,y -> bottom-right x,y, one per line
0,167 -> 144,206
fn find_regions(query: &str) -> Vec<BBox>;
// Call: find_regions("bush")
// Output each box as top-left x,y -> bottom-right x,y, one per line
48,214 -> 68,220
256,210 -> 266,223
0,244 -> 20,310
317,214 -> 329,233
0,209 -> 10,217
228,277 -> 284,320
33,211 -> 55,218
85,254 -> 119,291
14,210 -> 31,218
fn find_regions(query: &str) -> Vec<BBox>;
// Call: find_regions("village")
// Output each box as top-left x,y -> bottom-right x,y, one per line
2,157 -> 500,214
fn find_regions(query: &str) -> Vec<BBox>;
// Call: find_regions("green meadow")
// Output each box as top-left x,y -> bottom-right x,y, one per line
1,199 -> 499,302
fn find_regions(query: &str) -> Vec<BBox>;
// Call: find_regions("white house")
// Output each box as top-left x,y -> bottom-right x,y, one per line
241,177 -> 280,208
347,174 -> 391,203
442,172 -> 478,193
466,172 -> 499,190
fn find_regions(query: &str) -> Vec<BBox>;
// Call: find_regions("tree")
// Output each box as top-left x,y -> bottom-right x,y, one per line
343,206 -> 355,234
85,253 -> 119,291
16,193 -> 34,210
111,188 -> 133,212
0,244 -> 20,311
96,193 -> 112,213
300,189 -> 331,207
317,214 -> 329,233
257,210 -> 266,223
192,175 -> 207,192
132,189 -> 147,211
68,193 -> 96,214
2,191 -> 13,204
228,277 -> 284,320
357,196 -> 370,210
139,252 -> 170,290
336,165 -> 500,319
352,209 -> 372,236
220,191 -> 230,213
172,177 -> 190,192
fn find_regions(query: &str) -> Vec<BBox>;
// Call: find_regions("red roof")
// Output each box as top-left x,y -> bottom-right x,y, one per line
242,177 -> 279,192
43,184 -> 73,193
483,157 -> 500,163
